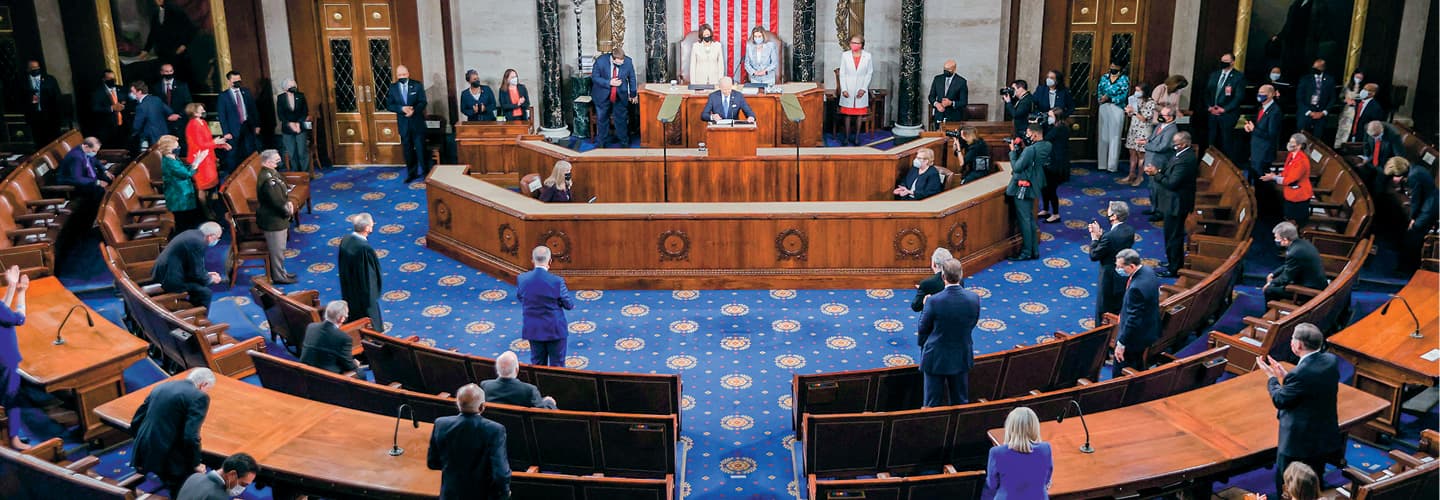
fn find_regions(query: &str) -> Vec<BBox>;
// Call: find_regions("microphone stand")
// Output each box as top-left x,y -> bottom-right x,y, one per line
1057,399 -> 1094,453
55,305 -> 93,346
1381,295 -> 1423,339
390,403 -> 418,456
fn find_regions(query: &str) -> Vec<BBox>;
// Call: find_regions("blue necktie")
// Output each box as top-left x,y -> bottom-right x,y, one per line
723,95 -> 730,118
401,83 -> 408,105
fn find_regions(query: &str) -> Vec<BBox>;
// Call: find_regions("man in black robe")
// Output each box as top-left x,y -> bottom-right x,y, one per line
338,213 -> 383,328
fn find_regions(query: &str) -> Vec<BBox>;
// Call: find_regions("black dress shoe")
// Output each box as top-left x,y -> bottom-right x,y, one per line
272,276 -> 297,285
1147,215 -> 1164,222
283,272 -> 298,280
1156,268 -> 1176,278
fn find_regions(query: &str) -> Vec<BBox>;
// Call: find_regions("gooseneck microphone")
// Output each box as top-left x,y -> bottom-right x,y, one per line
390,403 -> 418,456
1057,399 -> 1094,454
55,305 -> 93,346
1381,295 -> 1423,339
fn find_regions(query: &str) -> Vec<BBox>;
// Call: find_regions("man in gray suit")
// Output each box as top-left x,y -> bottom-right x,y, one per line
175,453 -> 258,500
481,351 -> 557,409
1141,106 -> 1178,222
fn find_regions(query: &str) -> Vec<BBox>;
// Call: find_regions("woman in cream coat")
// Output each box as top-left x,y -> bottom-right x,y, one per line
837,35 -> 873,146
689,24 -> 725,85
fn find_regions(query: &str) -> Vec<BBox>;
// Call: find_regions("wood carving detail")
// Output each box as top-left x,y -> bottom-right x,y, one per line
431,199 -> 453,231
834,0 -> 865,49
538,230 -> 572,263
498,224 -> 519,256
776,229 -> 808,261
894,228 -> 926,260
947,221 -> 968,252
658,230 -> 691,261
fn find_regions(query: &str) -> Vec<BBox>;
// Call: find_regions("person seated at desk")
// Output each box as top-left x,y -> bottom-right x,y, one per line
539,161 -> 574,203
300,300 -> 360,375
950,126 -> 991,184
459,69 -> 496,122
482,351 -> 558,409
701,77 -> 755,124
894,149 -> 943,200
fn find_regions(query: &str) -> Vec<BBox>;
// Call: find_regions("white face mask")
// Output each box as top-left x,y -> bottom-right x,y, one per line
1047,115 -> 1056,125
1045,78 -> 1056,88
912,159 -> 925,169
1269,73 -> 1282,81
1353,77 -> 1363,85
508,77 -> 519,85
1132,90 -> 1143,98
1358,90 -> 1370,99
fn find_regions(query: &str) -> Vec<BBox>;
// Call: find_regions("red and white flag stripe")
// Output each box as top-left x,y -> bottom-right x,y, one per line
682,0 -> 779,81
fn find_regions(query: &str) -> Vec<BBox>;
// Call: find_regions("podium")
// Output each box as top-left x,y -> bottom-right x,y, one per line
705,123 -> 758,157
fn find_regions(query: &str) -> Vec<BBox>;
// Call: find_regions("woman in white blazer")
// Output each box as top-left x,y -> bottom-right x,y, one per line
689,24 -> 726,85
838,35 -> 873,146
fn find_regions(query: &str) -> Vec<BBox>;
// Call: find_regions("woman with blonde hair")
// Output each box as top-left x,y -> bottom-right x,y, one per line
158,134 -> 210,232
539,160 -> 574,203
985,406 -> 1053,499
1254,462 -> 1327,500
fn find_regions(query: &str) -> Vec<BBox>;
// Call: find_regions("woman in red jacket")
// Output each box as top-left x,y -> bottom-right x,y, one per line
1262,133 -> 1314,227
184,102 -> 229,194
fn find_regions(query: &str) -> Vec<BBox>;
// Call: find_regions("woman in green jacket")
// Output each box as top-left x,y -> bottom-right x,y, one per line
157,135 -> 209,232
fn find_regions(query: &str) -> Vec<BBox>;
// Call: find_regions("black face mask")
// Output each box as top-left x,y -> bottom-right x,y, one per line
1219,61 -> 1232,69
287,86 -> 298,93
398,77 -> 409,85
701,34 -> 713,42
231,80 -> 242,89
470,80 -> 481,88
943,70 -> 954,76
1312,67 -> 1324,75
1108,68 -> 1120,75
29,69 -> 41,77
104,79 -> 117,87
563,173 -> 572,181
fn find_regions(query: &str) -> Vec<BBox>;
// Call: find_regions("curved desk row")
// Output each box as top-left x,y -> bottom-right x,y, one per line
425,153 -> 1018,289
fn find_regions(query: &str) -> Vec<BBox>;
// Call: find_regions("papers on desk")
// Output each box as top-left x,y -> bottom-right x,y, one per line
5,154 -> 21,162
1421,349 -> 1440,362
713,119 -> 736,125
741,87 -> 760,96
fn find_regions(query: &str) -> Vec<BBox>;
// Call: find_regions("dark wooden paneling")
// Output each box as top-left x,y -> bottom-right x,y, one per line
1357,0 -> 1406,106
284,0 -> 329,166
1143,0 -> 1176,87
392,0 -> 423,77
1192,0 -> 1239,116
224,0 -> 274,142
58,0 -> 107,138
1039,0 -> 1070,80
1415,0 -> 1439,138
440,0 -> 458,122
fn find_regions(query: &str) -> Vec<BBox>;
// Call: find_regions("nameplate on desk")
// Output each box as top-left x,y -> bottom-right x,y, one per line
1310,150 -> 1322,162
121,184 -> 135,198
426,120 -> 441,129
1202,153 -> 1214,165
1426,152 -> 1437,166
1421,349 -> 1440,362
687,84 -> 715,91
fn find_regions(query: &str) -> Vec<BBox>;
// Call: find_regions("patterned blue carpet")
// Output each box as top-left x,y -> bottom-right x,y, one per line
28,148 -> 1430,499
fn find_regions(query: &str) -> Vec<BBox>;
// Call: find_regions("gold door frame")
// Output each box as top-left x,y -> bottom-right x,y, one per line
93,0 -> 233,83
1231,0 -> 1368,77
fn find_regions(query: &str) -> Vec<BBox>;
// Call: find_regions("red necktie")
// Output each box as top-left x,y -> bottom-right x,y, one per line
609,64 -> 619,102
1373,139 -> 1382,166
1352,102 -> 1365,136
1257,104 -> 1266,124
165,83 -> 172,105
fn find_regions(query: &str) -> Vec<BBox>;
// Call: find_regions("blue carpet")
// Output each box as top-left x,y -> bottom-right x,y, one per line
42,159 -> 1429,499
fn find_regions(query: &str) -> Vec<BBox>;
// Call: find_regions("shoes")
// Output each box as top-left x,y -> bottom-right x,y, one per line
1147,214 -> 1164,222
1037,210 -> 1051,218
284,272 -> 298,280
1043,214 -> 1062,223
1118,175 -> 1135,184
1130,177 -> 1145,187
1007,255 -> 1039,262
1156,268 -> 1177,278
272,276 -> 297,285
403,175 -> 418,184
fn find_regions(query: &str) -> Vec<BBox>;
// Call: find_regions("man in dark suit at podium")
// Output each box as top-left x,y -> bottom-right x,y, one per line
591,47 -> 637,148
701,77 -> 756,123
1257,323 -> 1342,496
917,259 -> 980,408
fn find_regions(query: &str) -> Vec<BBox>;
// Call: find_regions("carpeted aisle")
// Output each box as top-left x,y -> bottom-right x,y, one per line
48,158 -> 1422,499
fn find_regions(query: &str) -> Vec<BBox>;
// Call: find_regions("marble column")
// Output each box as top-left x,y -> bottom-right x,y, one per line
644,0 -> 668,82
538,0 -> 569,138
893,0 -> 924,137
792,0 -> 816,82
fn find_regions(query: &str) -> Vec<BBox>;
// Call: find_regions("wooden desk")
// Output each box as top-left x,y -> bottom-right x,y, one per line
639,83 -> 824,148
1328,270 -> 1440,441
453,122 -> 536,184
16,277 -> 149,445
96,372 -> 443,499
705,123 -> 758,157
985,370 -> 1389,499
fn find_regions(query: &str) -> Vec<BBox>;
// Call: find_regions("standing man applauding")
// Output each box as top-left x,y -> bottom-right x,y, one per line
518,246 -> 575,367
1256,324 -> 1342,497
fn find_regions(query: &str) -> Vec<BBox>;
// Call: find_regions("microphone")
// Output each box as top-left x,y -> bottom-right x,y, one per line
1381,295 -> 1423,339
389,403 -> 418,456
55,305 -> 93,346
1056,400 -> 1094,454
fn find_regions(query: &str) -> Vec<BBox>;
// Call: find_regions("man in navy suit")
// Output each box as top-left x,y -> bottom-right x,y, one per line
1256,323 -> 1343,496
1112,249 -> 1159,378
917,259 -> 980,408
1087,201 -> 1136,324
132,368 -> 215,495
428,384 -> 510,499
130,80 -> 173,151
1204,53 -> 1245,158
216,71 -> 260,172
1346,83 -> 1385,143
387,65 -> 429,183
1245,84 -> 1283,182
155,64 -> 191,136
591,47 -> 638,148
1294,59 -> 1336,139
57,136 -> 112,202
517,246 -> 575,367
20,60 -> 62,147
928,60 -> 969,124
700,77 -> 756,123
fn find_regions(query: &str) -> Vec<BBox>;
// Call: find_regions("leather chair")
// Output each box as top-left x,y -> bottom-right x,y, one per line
250,276 -> 322,355
218,154 -> 271,285
672,30 -> 728,85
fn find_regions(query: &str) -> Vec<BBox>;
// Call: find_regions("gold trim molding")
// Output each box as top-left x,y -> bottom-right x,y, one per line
1344,0 -> 1369,79
1232,0 -> 1252,71
95,0 -> 232,85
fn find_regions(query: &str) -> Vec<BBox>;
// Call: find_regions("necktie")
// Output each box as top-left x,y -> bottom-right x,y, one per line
165,82 -> 172,105
1215,71 -> 1227,102
945,76 -> 953,95
723,95 -> 730,118
33,77 -> 41,110
401,83 -> 408,105
610,63 -> 619,102
1352,101 -> 1366,136
85,159 -> 96,179
234,90 -> 246,122
1257,104 -> 1267,124
1373,139 -> 1382,167
289,92 -> 296,111
109,89 -> 121,125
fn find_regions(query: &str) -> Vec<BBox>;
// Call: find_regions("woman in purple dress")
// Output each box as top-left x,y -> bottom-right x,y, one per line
985,406 -> 1053,499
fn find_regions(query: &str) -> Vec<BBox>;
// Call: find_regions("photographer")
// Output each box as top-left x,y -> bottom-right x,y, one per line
1001,80 -> 1036,137
1006,125 -> 1050,261
949,126 -> 991,185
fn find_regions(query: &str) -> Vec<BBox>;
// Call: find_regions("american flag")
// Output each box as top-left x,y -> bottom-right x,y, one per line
682,0 -> 780,82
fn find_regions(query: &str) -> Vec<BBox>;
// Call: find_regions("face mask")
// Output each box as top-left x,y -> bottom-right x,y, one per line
1115,267 -> 1130,277
702,34 -> 713,42
208,237 -> 219,247
508,77 -> 518,85
1047,115 -> 1056,125
1353,77 -> 1363,85
129,92 -> 140,101
228,485 -> 246,497
1257,94 -> 1268,103
29,69 -> 40,76
85,150 -> 97,158
105,79 -> 117,87
1287,143 -> 1298,152
1274,239 -> 1285,248
1219,61 -> 1232,69
232,80 -> 244,88
1133,90 -> 1143,98
1312,67 -> 1324,75
754,36 -> 765,43
850,43 -> 862,51
470,80 -> 481,88
944,70 -> 955,76
912,159 -> 925,168
1358,90 -> 1370,99
1158,115 -> 1169,123
1269,73 -> 1281,81
563,173 -> 572,181
397,77 -> 408,85
1109,68 -> 1120,75
1045,78 -> 1056,87
162,74 -> 174,80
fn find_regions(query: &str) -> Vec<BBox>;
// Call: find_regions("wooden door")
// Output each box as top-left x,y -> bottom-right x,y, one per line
319,1 -> 404,164
1065,0 -> 1146,160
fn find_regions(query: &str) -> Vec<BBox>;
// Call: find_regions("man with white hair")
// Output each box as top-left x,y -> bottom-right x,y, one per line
256,149 -> 296,284
300,300 -> 359,375
131,368 -> 216,495
275,78 -> 310,173
911,247 -> 960,312
152,222 -> 224,308
481,351 -> 557,409
428,383 -> 510,499
338,213 -> 384,327
700,76 -> 756,123
517,246 -> 575,367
